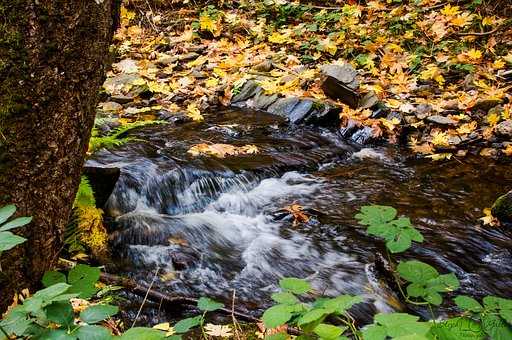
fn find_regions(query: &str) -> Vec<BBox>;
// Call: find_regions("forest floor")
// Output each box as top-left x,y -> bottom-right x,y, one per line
98,0 -> 512,162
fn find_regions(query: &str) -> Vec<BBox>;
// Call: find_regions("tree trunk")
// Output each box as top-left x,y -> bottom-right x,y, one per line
0,0 -> 119,311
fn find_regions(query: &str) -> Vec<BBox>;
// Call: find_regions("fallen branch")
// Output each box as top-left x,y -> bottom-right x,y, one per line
99,272 -> 260,323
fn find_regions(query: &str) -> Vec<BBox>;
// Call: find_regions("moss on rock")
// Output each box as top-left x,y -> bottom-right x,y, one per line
491,191 -> 512,224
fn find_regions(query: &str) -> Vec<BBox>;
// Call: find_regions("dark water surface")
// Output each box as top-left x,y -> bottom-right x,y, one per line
89,108 -> 512,320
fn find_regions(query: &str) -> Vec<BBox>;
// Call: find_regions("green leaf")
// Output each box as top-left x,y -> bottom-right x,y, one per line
0,217 -> 32,231
119,327 -> 165,340
46,301 -> 74,327
454,295 -> 483,312
373,313 -> 432,338
424,291 -> 443,305
264,333 -> 288,340
297,308 -> 330,326
427,273 -> 460,292
362,324 -> 387,340
386,232 -> 412,253
42,271 -> 67,288
0,231 -> 26,251
73,325 -> 112,340
321,295 -> 364,314
271,292 -> 298,305
197,297 -> 224,312
262,304 -> 293,329
33,283 -> 71,301
481,313 -> 512,340
279,277 -> 311,294
0,306 -> 32,338
313,323 -> 346,340
38,329 -> 77,340
174,316 -> 202,333
80,305 -> 119,324
500,309 -> 512,325
397,261 -> 438,283
355,205 -> 397,226
0,205 -> 16,224
67,265 -> 101,299
429,317 -> 485,340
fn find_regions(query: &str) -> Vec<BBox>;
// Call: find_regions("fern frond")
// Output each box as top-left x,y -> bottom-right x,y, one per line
74,176 -> 96,208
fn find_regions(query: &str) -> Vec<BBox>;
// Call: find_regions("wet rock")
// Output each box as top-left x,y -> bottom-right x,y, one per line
303,102 -> 341,127
100,101 -> 123,112
251,92 -> 278,110
350,126 -> 374,145
472,99 -> 503,112
492,190 -> 512,223
288,99 -> 314,124
359,91 -> 379,109
320,64 -> 360,108
231,80 -> 262,103
178,52 -> 200,62
156,110 -> 192,124
110,94 -> 134,104
496,120 -> 512,137
103,73 -> 145,96
415,104 -> 433,120
426,115 -> 457,126
339,119 -> 359,139
83,166 -> 121,209
267,97 -> 300,118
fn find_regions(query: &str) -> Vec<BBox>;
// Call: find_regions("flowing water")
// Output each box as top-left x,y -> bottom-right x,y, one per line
89,108 -> 512,321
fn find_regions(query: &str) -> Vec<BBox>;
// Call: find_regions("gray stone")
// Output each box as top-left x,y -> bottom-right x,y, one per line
350,126 -> 374,145
100,101 -> 123,112
320,64 -> 359,90
496,120 -> 512,137
472,99 -> 503,112
103,73 -> 144,96
359,91 -> 379,109
415,104 -> 433,119
110,94 -> 134,104
289,99 -> 314,124
178,52 -> 200,62
251,92 -> 279,110
321,76 -> 359,108
425,115 -> 457,125
267,97 -> 300,118
231,80 -> 262,103
113,58 -> 139,73
156,54 -> 179,66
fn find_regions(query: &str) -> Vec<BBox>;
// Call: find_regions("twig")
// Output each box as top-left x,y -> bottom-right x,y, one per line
231,290 -> 243,340
131,267 -> 160,328
457,26 -> 502,37
99,272 -> 260,323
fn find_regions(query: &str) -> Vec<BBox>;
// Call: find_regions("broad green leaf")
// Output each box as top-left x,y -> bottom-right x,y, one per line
386,232 -> 412,253
174,316 -> 202,333
426,273 -> 460,292
374,313 -> 420,326
119,327 -> 165,340
279,277 -> 311,294
33,283 -> 71,301
0,205 -> 16,224
374,313 -> 431,338
401,225 -> 424,243
42,271 -> 67,288
322,295 -> 364,314
0,307 -> 32,338
481,313 -> 512,340
362,324 -> 386,340
271,292 -> 298,305
197,297 -> 224,312
80,304 -> 119,324
73,325 -> 112,340
454,295 -> 483,312
264,333 -> 288,340
355,205 -> 397,225
423,290 -> 443,305
0,217 -> 32,231
262,304 -> 293,329
38,329 -> 77,340
429,317 -> 485,340
313,323 -> 347,339
397,261 -> 438,283
67,265 -> 100,299
0,231 -> 26,251
406,283 -> 426,298
297,308 -> 329,326
46,301 -> 74,327
500,309 -> 512,325
367,223 -> 396,240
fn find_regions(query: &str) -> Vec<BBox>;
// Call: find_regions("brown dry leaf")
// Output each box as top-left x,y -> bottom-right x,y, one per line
71,298 -> 90,313
187,143 -> 259,158
283,203 -> 310,226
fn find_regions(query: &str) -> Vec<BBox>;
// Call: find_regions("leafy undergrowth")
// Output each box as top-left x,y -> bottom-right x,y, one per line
100,0 -> 512,161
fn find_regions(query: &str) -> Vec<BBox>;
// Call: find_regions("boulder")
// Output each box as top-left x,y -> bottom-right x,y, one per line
425,115 -> 457,126
320,64 -> 360,108
267,97 -> 300,117
303,102 -> 341,127
492,190 -> 512,224
496,120 -> 512,138
231,80 -> 262,103
288,99 -> 314,124
251,92 -> 278,110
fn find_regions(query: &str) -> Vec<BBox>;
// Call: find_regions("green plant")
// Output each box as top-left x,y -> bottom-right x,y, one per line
0,204 -> 31,257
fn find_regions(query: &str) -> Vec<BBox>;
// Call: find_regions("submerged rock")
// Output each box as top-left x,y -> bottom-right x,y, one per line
492,190 -> 512,223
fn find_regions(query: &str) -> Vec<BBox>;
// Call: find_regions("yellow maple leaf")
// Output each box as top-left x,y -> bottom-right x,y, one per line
431,130 -> 449,147
200,14 -> 217,33
441,4 -> 460,16
457,121 -> 477,135
268,32 -> 289,44
451,13 -> 474,27
493,59 -> 505,70
186,103 -> 204,122
466,49 -> 482,61
205,78 -> 219,88
487,112 -> 500,126
426,153 -> 452,161
420,65 -> 445,86
320,37 -> 337,56
482,16 -> 496,26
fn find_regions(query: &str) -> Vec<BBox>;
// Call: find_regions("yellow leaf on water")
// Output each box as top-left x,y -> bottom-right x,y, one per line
480,208 -> 498,226
186,103 -> 204,122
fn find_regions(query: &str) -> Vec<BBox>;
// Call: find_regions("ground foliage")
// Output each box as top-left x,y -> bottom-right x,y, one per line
100,0 -> 512,161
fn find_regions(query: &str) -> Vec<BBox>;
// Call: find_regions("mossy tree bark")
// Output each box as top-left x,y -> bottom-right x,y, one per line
0,0 -> 119,311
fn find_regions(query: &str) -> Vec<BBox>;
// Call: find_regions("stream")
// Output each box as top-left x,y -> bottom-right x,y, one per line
88,108 -> 512,322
